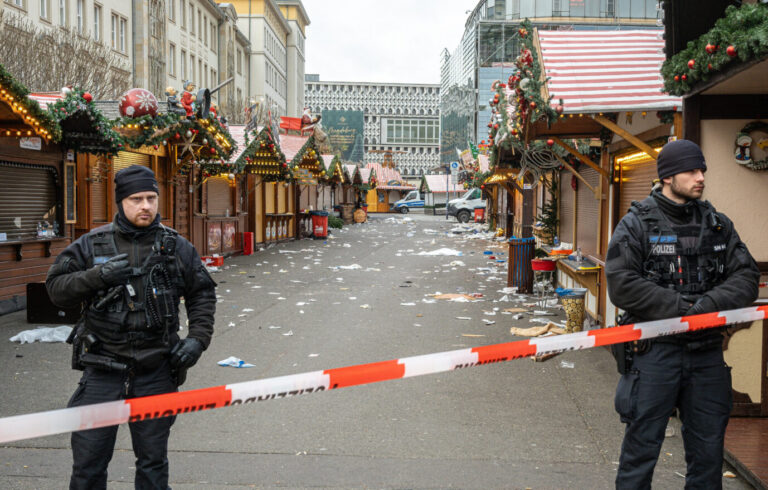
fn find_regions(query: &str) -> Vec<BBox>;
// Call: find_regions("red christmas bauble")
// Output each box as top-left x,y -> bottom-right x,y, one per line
480,184 -> 485,190
175,132 -> 180,139
529,101 -> 537,109
210,148 -> 216,154
708,63 -> 713,70
546,139 -> 554,147
674,75 -> 680,82
511,129 -> 518,136
493,123 -> 499,129
82,92 -> 93,103
682,74 -> 687,81
726,45 -> 737,57
487,122 -> 493,128
687,59 -> 695,69
555,104 -> 564,115
117,88 -> 158,118
705,44 -> 716,54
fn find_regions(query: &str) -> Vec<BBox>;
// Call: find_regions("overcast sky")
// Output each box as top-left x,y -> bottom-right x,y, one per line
301,0 -> 474,85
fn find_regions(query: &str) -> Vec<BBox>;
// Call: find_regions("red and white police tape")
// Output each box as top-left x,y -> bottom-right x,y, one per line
1,305 -> 766,444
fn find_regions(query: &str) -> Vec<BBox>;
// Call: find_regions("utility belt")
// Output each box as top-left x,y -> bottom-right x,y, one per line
610,313 -> 724,375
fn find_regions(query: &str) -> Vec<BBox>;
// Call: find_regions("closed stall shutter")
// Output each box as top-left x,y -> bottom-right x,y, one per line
90,162 -> 108,223
575,167 -> 600,256
559,170 -> 575,245
206,176 -> 232,216
618,157 -> 656,220
113,152 -> 150,172
0,162 -> 58,241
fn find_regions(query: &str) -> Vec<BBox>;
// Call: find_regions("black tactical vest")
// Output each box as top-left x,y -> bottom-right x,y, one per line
84,223 -> 184,347
629,196 -> 727,295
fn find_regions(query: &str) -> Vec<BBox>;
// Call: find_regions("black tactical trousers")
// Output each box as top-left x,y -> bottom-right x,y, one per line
67,360 -> 177,490
614,341 -> 732,490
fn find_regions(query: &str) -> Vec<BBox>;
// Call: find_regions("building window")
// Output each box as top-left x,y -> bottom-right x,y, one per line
203,14 -> 207,45
169,43 -> 176,77
236,49 -> 242,75
76,0 -> 84,34
180,0 -> 185,29
189,4 -> 194,35
40,0 -> 50,20
190,54 -> 195,82
210,22 -> 216,52
7,0 -> 25,10
168,0 -> 175,22
111,13 -> 126,53
197,8 -> 202,40
383,118 -> 439,145
180,49 -> 186,79
204,62 -> 208,87
59,0 -> 67,27
93,4 -> 101,41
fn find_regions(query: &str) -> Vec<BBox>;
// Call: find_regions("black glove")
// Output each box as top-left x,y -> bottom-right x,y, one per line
679,294 -> 701,315
99,253 -> 131,287
686,295 -> 717,316
170,338 -> 204,369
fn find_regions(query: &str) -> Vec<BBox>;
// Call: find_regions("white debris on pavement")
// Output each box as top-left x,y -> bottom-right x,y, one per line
416,248 -> 464,256
10,326 -> 72,344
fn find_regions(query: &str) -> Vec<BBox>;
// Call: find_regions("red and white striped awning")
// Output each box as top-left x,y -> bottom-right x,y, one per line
538,29 -> 681,113
28,92 -> 64,110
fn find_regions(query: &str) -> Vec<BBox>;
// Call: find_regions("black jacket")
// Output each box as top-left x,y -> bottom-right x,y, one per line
606,191 -> 759,323
46,216 -> 216,365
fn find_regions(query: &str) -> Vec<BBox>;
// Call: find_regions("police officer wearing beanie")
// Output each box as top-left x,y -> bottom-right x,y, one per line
46,165 -> 216,489
606,139 -> 759,489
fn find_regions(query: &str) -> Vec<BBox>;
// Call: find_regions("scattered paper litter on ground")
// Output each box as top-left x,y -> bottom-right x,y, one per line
434,293 -> 478,301
282,330 -> 294,336
9,326 -> 72,344
242,308 -> 254,312
482,319 -> 496,325
329,264 -> 362,270
449,260 -> 466,267
461,333 -> 485,337
456,316 -> 472,320
504,307 -> 528,313
416,248 -> 463,256
510,322 -> 565,337
217,356 -> 255,368
400,302 -> 416,306
560,361 -> 575,369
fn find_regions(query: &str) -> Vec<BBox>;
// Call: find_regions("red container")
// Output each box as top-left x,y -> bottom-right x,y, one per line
311,213 -> 328,238
474,208 -> 485,222
531,259 -> 556,272
243,232 -> 254,255
201,256 -> 224,267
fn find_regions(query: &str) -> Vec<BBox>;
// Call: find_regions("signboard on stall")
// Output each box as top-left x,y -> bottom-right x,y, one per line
321,110 -> 364,162
294,167 -> 318,185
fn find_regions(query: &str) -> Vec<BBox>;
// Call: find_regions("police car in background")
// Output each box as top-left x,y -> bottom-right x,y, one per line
391,191 -> 424,214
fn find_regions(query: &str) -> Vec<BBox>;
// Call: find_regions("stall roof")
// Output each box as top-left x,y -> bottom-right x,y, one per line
420,174 -> 462,194
343,164 -> 361,184
359,167 -> 373,184
227,124 -> 249,162
28,92 -> 63,109
539,29 -> 681,113
280,134 -> 309,162
365,162 -> 414,190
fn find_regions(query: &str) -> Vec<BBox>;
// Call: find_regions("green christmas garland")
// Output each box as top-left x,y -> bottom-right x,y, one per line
488,19 -> 562,166
48,89 -> 125,156
114,112 -> 236,162
0,62 -> 61,141
236,127 -> 292,182
662,3 -> 768,96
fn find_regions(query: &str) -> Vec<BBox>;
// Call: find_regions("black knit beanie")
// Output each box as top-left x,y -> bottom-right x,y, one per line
114,165 -> 159,202
657,139 -> 707,180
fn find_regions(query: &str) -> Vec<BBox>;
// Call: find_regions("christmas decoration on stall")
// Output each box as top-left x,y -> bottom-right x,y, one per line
534,173 -> 559,246
733,121 -> 768,171
323,154 -> 345,184
289,134 -> 325,180
487,19 -> 562,166
460,168 -> 491,189
0,62 -> 61,141
47,87 -> 124,157
662,3 -> 768,96
236,126 -> 292,181
114,105 -> 236,162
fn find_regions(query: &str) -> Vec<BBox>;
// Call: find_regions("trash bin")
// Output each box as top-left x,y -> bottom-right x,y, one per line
474,207 -> 485,223
243,232 -> 254,255
507,237 -> 535,293
557,288 -> 588,333
310,210 -> 329,238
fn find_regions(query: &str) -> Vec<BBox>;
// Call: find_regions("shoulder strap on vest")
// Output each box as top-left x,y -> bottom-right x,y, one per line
87,223 -> 118,266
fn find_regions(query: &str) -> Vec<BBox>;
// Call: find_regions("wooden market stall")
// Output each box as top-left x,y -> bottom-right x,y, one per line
364,162 -> 414,213
419,174 -> 462,214
229,125 -> 294,245
0,64 -> 65,314
661,3 -> 768,475
339,164 -> 361,224
320,153 -> 345,213
282,133 -> 324,237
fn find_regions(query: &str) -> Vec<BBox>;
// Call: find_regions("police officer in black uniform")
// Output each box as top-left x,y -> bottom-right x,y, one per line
606,139 -> 759,489
46,165 -> 217,490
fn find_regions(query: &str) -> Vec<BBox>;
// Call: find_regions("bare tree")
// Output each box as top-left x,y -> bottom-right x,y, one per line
0,10 -> 130,98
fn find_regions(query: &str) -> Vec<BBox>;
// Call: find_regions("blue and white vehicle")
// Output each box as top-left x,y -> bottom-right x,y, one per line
391,191 -> 424,214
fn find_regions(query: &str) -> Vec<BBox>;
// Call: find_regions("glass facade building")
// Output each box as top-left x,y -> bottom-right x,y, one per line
439,0 -> 662,164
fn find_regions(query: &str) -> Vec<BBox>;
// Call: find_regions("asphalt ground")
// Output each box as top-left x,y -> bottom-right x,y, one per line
0,213 -> 752,489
